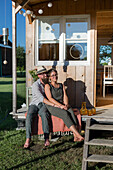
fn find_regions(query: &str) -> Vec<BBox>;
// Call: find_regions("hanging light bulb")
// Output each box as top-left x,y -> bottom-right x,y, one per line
3,0 -> 8,65
48,2 -> 53,8
3,60 -> 8,65
32,14 -> 36,18
19,10 -> 23,15
23,12 -> 27,17
3,47 -> 8,65
38,9 -> 43,14
26,10 -> 32,15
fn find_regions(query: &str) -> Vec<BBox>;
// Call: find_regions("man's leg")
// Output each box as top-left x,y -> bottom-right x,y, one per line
24,105 -> 38,148
38,103 -> 50,146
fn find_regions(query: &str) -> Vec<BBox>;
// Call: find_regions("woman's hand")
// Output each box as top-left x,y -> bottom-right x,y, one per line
60,104 -> 68,110
64,104 -> 70,109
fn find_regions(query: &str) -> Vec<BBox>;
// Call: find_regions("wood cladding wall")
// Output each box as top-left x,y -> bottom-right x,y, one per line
33,0 -> 113,18
26,0 -> 104,107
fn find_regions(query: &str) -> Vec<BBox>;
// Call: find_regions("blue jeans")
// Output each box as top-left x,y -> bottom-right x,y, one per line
26,103 -> 50,139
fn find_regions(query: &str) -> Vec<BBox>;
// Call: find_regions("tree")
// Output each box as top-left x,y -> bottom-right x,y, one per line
16,46 -> 25,73
99,45 -> 112,65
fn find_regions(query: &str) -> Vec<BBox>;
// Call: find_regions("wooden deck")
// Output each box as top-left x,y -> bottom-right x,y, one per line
82,107 -> 113,122
96,94 -> 113,108
10,106 -> 113,130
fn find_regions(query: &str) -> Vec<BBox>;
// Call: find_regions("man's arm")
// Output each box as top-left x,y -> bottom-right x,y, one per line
32,82 -> 54,106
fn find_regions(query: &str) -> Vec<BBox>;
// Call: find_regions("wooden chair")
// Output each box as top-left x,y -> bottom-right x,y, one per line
103,65 -> 113,97
96,71 -> 103,96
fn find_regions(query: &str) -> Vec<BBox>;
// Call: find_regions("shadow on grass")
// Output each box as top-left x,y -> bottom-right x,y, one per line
48,136 -> 84,149
0,131 -> 25,141
88,163 -> 107,170
9,140 -> 84,170
0,92 -> 25,130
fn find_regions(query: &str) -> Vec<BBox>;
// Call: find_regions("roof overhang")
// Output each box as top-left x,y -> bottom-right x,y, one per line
11,0 -> 55,15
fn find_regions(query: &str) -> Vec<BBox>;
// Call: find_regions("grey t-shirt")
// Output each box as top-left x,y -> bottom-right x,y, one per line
30,79 -> 45,106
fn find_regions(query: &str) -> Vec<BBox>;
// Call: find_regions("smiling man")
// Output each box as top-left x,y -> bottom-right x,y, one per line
24,66 -> 54,148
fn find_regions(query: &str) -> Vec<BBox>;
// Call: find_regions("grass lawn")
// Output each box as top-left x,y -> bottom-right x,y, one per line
0,76 -> 26,130
1,76 -> 113,169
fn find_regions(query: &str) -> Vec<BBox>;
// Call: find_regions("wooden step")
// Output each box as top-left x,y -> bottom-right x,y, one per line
87,124 -> 113,131
85,139 -> 113,146
85,154 -> 113,163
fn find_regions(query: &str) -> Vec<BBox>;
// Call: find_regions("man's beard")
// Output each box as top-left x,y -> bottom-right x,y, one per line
42,77 -> 49,84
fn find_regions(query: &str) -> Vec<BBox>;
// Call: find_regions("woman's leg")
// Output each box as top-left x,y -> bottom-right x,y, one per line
67,107 -> 79,125
67,108 -> 81,133
46,105 -> 73,128
70,125 -> 84,141
46,105 -> 84,141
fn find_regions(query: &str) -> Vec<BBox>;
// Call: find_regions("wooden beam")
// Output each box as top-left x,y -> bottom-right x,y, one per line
30,0 -> 53,7
12,1 -> 17,114
27,14 -> 33,24
15,0 -> 31,14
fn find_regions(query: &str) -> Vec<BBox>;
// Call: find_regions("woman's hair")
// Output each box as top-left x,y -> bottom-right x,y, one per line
48,69 -> 58,77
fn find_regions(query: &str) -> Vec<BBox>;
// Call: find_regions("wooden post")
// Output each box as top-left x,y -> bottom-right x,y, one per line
82,118 -> 91,170
12,1 -> 17,114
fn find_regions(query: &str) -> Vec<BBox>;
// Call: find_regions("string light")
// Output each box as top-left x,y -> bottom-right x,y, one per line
26,10 -> 32,15
23,12 -> 27,17
48,2 -> 52,8
19,2 -> 53,16
19,10 -> 23,14
38,2 -> 53,15
38,9 -> 43,14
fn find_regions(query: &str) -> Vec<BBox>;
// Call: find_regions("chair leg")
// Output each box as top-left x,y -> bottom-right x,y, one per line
103,84 -> 105,97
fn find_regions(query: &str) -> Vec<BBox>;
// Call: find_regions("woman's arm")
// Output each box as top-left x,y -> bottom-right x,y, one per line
45,84 -> 66,109
63,84 -> 69,107
45,84 -> 62,107
43,98 -> 55,106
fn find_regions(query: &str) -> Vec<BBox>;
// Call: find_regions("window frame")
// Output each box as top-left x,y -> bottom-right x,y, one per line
35,15 -> 90,66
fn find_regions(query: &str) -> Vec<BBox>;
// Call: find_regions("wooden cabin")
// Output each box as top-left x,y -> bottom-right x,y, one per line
11,0 -> 113,113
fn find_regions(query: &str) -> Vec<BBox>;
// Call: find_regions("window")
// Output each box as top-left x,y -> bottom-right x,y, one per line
35,15 -> 90,66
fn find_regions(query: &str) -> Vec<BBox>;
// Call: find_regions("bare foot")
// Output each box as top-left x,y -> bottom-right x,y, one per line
45,139 -> 50,147
74,134 -> 84,142
24,138 -> 31,148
